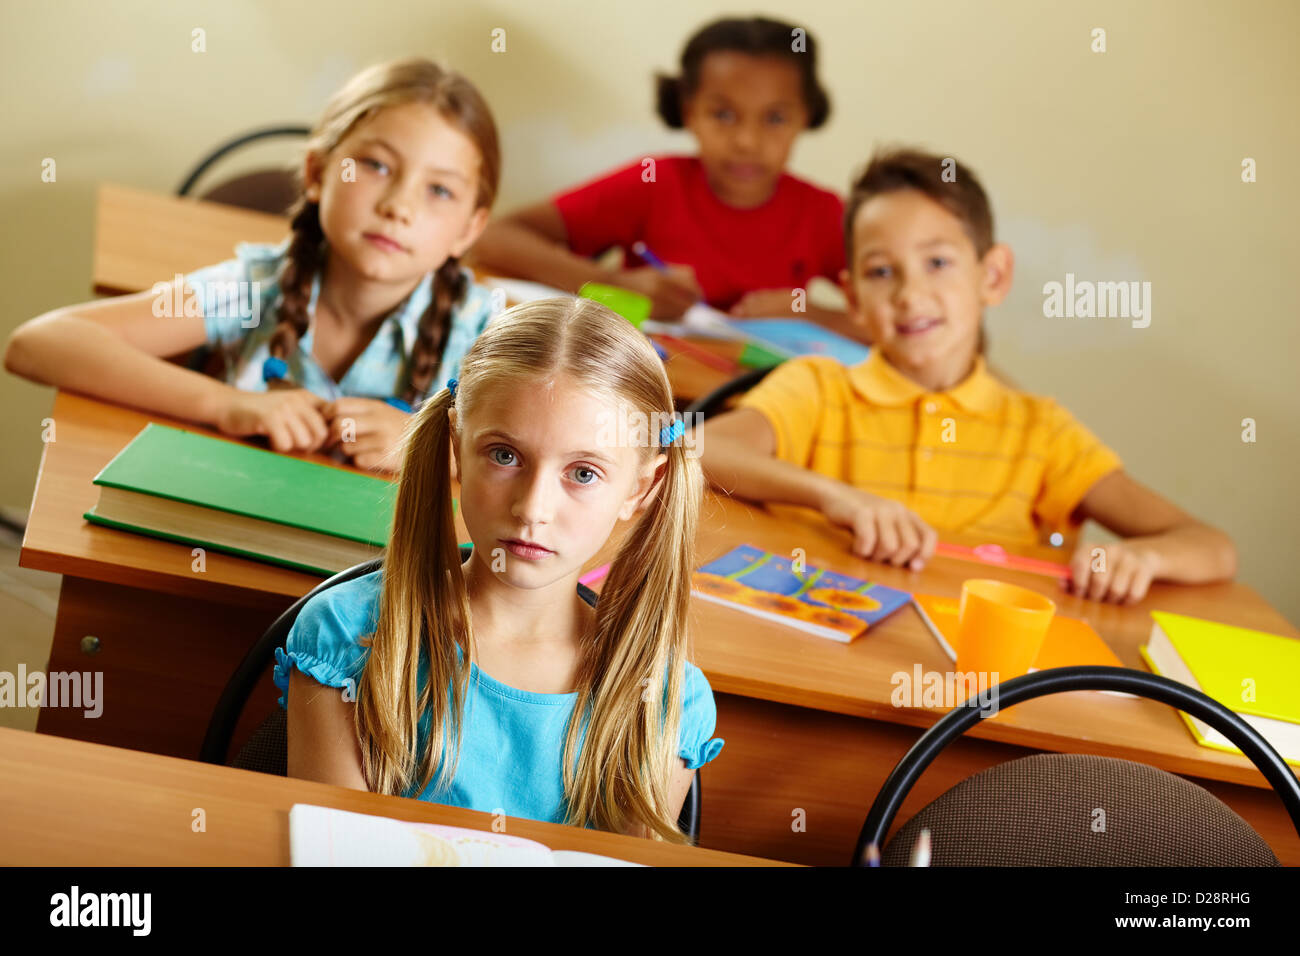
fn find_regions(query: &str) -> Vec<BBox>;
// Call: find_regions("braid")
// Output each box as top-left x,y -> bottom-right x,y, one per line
270,200 -> 326,362
403,256 -> 467,406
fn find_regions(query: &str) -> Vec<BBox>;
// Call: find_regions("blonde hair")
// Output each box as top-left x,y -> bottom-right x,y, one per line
272,56 -> 501,405
355,297 -> 704,842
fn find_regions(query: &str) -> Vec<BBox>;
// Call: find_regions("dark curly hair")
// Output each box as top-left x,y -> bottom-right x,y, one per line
655,16 -> 830,130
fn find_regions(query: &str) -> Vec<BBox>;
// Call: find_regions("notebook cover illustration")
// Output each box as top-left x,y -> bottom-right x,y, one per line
692,544 -> 911,642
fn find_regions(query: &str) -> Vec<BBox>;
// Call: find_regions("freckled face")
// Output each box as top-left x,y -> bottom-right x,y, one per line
450,374 -> 663,590
304,100 -> 488,287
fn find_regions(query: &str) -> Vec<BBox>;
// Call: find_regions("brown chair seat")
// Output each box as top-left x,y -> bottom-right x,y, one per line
881,752 -> 1279,866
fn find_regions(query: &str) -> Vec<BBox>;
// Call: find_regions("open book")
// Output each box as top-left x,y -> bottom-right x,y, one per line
289,804 -> 644,867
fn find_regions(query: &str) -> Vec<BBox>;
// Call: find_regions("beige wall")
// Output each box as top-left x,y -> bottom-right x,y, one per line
2,0 -> 1296,620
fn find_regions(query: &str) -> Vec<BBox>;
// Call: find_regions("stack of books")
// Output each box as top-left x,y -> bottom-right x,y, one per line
83,423 -> 397,575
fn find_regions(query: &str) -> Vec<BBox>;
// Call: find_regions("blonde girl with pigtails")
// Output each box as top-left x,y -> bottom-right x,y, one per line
275,296 -> 724,841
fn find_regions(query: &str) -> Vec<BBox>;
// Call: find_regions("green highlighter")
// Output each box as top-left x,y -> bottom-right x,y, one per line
578,282 -> 652,328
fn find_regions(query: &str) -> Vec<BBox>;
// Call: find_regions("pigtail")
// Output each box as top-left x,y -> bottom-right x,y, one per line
269,198 -> 326,362
356,384 -> 472,798
402,256 -> 467,407
562,420 -> 704,842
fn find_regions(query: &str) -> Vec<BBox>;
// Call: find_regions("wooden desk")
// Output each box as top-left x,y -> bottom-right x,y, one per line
0,728 -> 788,866
687,499 -> 1300,865
22,392 -> 404,759
21,391 -> 1300,866
93,183 -> 289,296
91,182 -> 735,403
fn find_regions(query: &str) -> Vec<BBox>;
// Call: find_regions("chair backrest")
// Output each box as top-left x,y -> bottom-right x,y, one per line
177,125 -> 311,215
199,169 -> 301,216
683,365 -> 776,422
199,555 -> 383,765
203,548 -> 703,841
880,752 -> 1278,866
855,665 -> 1300,866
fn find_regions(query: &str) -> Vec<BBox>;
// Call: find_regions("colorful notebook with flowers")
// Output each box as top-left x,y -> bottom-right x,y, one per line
691,544 -> 911,643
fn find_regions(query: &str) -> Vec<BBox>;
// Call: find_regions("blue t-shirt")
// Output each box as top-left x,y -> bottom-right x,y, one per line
184,239 -> 497,409
273,569 -> 724,826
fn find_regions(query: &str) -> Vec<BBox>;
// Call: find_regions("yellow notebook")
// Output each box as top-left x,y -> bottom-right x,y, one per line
1139,611 -> 1300,766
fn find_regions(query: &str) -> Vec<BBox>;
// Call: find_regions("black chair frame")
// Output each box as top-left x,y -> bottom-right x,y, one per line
854,665 -> 1300,866
177,125 -> 312,198
683,365 -> 776,421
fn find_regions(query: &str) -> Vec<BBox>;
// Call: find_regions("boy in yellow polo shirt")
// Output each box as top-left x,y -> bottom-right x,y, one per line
698,148 -> 1236,605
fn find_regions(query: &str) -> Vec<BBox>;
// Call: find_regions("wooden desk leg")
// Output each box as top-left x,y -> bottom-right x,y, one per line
34,576 -> 292,760
702,692 -> 1300,866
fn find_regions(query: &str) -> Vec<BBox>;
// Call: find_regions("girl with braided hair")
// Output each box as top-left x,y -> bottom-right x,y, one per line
6,57 -> 500,473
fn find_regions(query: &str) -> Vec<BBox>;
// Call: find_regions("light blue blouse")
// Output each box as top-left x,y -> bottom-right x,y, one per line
273,568 -> 725,826
184,239 -> 496,409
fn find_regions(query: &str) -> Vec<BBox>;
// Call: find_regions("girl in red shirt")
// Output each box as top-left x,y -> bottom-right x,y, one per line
474,16 -> 853,332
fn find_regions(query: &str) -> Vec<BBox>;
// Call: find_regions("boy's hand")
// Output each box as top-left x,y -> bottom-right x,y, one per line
612,265 -> 702,319
323,397 -> 409,473
820,485 -> 938,570
214,387 -> 330,454
1064,540 -> 1162,604
729,288 -> 801,318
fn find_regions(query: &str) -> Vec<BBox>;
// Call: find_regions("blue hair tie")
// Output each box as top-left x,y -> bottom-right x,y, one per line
447,378 -> 459,401
262,356 -> 288,383
659,417 -> 685,449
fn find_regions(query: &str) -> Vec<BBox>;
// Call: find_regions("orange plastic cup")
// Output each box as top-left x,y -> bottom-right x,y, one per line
955,579 -> 1056,683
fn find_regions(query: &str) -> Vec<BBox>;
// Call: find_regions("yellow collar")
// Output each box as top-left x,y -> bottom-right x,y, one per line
850,351 -> 1006,418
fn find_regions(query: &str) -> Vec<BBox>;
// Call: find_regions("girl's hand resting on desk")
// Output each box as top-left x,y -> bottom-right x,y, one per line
322,397 -> 409,473
820,485 -> 938,571
214,388 -> 330,454
1065,540 -> 1161,605
611,265 -> 702,319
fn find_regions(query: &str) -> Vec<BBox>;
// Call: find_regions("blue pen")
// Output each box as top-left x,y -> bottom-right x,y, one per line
631,241 -> 669,272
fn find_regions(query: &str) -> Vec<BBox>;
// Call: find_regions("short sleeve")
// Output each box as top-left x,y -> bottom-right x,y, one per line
184,242 -> 282,346
552,159 -> 652,258
735,357 -> 827,466
1033,400 -> 1124,531
272,582 -> 376,710
677,664 -> 724,770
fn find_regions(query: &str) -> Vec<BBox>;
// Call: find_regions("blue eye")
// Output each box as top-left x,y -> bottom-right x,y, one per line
865,266 -> 892,279
570,466 -> 599,486
362,157 -> 389,174
489,447 -> 517,467
429,183 -> 453,199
